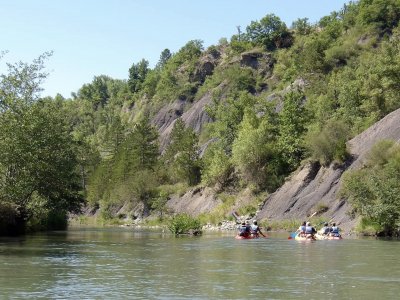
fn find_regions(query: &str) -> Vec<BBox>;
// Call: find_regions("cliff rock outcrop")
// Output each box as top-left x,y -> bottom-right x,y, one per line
257,108 -> 400,234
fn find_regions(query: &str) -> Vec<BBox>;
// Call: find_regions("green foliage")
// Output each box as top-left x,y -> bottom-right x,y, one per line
291,18 -> 313,35
77,75 -> 111,109
355,217 -> 384,235
198,64 -> 256,99
357,0 -> 400,30
150,191 -> 169,220
0,54 -> 83,234
277,91 -> 308,171
167,213 -> 201,235
164,118 -> 201,186
341,140 -> 400,235
245,14 -> 292,50
151,40 -> 204,104
201,143 -> 233,188
87,117 -> 160,209
128,59 -> 149,93
206,92 -> 256,153
156,48 -> 172,69
232,110 -> 281,191
306,119 -> 350,166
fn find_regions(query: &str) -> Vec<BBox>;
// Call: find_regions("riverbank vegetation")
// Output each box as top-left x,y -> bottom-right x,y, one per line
1,0 -> 400,236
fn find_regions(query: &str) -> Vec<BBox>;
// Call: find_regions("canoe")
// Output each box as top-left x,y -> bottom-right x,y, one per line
294,234 -> 316,241
315,233 -> 342,240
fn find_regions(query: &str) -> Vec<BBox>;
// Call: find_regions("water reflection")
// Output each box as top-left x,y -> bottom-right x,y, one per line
0,228 -> 399,299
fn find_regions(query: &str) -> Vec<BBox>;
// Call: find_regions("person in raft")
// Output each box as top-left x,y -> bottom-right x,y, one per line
329,222 -> 341,237
296,221 -> 307,237
318,222 -> 330,235
238,221 -> 251,237
250,220 -> 266,237
305,221 -> 317,238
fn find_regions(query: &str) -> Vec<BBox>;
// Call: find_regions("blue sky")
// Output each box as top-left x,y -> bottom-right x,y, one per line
0,0 -> 350,98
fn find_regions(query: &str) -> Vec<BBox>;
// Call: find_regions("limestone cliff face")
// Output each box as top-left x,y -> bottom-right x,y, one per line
257,108 -> 400,234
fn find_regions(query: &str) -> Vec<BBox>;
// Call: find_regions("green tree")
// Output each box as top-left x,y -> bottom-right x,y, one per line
0,54 -> 83,234
128,59 -> 149,93
341,140 -> 400,235
206,92 -> 256,153
201,143 -> 233,188
245,14 -> 292,50
291,18 -> 313,35
306,119 -> 350,166
113,116 -> 159,180
232,110 -> 281,191
164,118 -> 200,185
156,48 -> 172,69
357,0 -> 400,30
277,91 -> 307,171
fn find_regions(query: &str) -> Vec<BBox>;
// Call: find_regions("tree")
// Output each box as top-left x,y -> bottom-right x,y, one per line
128,117 -> 160,170
156,48 -> 172,69
201,143 -> 233,188
128,59 -> 149,93
341,140 -> 400,235
245,14 -> 291,50
306,119 -> 350,166
357,0 -> 400,30
206,92 -> 256,154
113,116 -> 159,181
291,18 -> 313,35
164,118 -> 200,185
0,53 -> 83,235
277,91 -> 307,171
232,110 -> 281,191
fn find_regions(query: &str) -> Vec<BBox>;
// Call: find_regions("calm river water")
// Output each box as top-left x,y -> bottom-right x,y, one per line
0,227 -> 399,299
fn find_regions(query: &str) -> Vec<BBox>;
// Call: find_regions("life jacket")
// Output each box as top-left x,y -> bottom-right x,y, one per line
305,226 -> 315,234
239,225 -> 250,236
251,224 -> 259,233
299,225 -> 306,233
321,226 -> 330,234
331,226 -> 339,234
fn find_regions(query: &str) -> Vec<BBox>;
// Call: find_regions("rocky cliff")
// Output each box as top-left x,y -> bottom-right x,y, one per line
257,107 -> 400,234
166,107 -> 400,234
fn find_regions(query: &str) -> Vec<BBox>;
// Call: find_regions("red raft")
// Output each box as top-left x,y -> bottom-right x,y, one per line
235,233 -> 266,240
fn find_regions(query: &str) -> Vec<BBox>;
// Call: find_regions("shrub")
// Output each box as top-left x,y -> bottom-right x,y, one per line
341,140 -> 400,235
306,119 -> 350,166
167,213 -> 202,235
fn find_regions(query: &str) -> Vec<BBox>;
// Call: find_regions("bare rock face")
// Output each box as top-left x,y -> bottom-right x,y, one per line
258,107 -> 400,234
154,92 -> 213,151
166,187 -> 222,217
152,100 -> 186,133
240,50 -> 273,71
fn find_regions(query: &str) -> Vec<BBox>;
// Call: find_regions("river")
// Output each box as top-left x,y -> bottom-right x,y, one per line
0,227 -> 399,299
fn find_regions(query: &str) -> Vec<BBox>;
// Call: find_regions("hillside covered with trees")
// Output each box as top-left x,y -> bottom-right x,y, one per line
1,0 -> 400,236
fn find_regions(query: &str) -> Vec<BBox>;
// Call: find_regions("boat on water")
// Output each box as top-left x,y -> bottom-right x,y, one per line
235,233 -> 266,240
294,233 -> 316,241
315,233 -> 343,240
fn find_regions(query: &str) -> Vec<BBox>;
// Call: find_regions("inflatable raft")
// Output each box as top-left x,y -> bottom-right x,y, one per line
315,233 -> 342,240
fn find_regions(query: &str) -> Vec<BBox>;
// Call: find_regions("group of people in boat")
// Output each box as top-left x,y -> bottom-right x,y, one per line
237,220 -> 266,238
236,218 -> 341,239
296,221 -> 341,239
